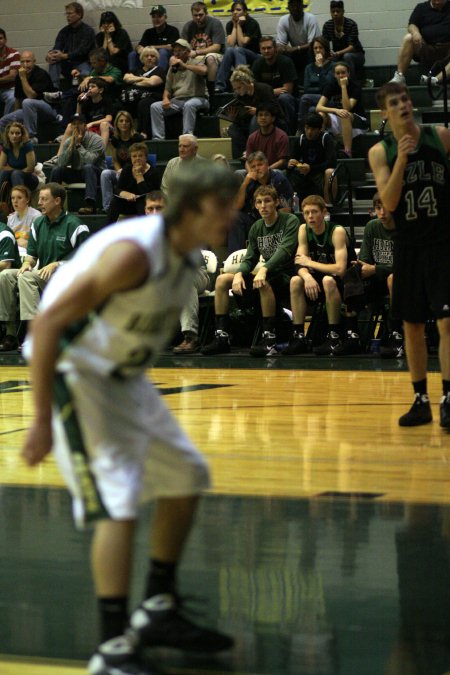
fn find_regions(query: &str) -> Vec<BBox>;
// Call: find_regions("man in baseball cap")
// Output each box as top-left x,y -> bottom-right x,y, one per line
131,4 -> 179,71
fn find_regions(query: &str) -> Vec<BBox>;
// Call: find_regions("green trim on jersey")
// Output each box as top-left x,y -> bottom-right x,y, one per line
53,373 -> 109,524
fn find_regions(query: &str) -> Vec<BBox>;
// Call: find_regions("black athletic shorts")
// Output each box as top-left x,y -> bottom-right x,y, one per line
233,271 -> 292,306
392,242 -> 450,323
299,270 -> 344,304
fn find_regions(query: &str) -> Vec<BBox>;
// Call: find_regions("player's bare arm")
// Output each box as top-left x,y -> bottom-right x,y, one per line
22,241 -> 150,467
435,125 -> 450,154
369,141 -> 410,213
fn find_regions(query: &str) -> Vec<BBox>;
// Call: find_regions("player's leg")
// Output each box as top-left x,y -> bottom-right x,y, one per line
314,275 -> 342,355
202,272 -> 234,355
282,274 -> 309,354
437,317 -> 450,428
249,280 -> 278,357
399,320 -> 432,426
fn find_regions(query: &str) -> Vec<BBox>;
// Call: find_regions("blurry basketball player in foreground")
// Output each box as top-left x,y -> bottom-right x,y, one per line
21,162 -> 239,674
369,82 -> 450,428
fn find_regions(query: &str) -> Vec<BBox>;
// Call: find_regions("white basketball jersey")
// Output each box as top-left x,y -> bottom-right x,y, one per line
32,216 -> 201,377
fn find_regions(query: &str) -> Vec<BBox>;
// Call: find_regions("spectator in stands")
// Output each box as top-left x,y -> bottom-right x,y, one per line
133,5 -> 180,72
227,65 -> 279,159
106,142 -> 160,224
0,29 -> 20,115
181,1 -> 225,99
0,51 -> 61,144
202,185 -> 299,357
161,133 -> 204,195
76,77 -> 114,147
45,48 -> 123,126
46,2 -> 95,89
50,113 -> 106,215
246,102 -> 290,170
252,35 -> 298,134
121,47 -> 166,137
322,1 -> 365,79
214,1 -> 262,93
316,60 -> 368,158
95,11 -> 132,75
173,240 -> 211,354
282,194 -> 360,356
0,183 -> 89,352
298,37 -> 334,133
276,0 -> 320,83
357,191 -> 404,358
100,110 -> 145,212
150,39 -> 209,140
145,189 -> 165,215
230,150 -> 293,252
0,122 -> 39,192
287,112 -> 337,204
7,185 -> 41,256
391,0 -> 450,84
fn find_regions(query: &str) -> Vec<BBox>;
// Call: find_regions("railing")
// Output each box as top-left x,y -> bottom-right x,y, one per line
423,58 -> 449,128
328,162 -> 356,243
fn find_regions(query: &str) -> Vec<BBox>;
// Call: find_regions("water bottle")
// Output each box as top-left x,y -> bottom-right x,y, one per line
72,74 -> 79,86
292,192 -> 299,213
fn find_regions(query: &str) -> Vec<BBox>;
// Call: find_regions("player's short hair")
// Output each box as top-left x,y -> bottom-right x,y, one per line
376,82 -> 410,109
254,185 -> 279,203
164,162 -> 240,226
191,1 -> 207,12
41,182 -> 66,204
301,194 -> 327,211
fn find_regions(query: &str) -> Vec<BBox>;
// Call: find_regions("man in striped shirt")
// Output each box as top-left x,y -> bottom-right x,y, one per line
0,29 -> 20,115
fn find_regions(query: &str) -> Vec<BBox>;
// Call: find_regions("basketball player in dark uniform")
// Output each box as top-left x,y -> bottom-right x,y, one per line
282,194 -> 360,356
369,82 -> 450,428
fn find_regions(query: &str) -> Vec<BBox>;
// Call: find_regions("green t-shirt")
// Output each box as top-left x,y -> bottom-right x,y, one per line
0,223 -> 21,268
239,211 -> 299,276
359,217 -> 394,278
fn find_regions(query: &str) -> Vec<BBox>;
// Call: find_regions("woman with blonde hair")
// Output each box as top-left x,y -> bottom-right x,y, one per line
227,65 -> 279,158
121,47 -> 166,137
7,185 -> 41,255
100,110 -> 145,213
0,122 -> 39,191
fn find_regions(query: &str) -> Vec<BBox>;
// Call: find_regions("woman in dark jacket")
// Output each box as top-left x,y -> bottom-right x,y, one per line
95,11 -> 132,74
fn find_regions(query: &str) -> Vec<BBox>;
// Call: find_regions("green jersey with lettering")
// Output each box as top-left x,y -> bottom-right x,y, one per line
381,126 -> 449,246
306,221 -> 355,267
24,217 -> 201,378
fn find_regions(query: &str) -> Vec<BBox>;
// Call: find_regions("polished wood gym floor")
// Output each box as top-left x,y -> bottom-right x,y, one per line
1,354 -> 450,674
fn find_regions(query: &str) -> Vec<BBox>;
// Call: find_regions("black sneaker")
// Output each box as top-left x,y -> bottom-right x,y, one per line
399,393 -> 432,427
249,330 -> 277,357
88,635 -> 148,674
129,594 -> 233,653
313,331 -> 341,356
201,330 -> 230,355
333,332 -> 362,356
380,331 -> 404,359
281,332 -> 308,355
440,394 -> 450,429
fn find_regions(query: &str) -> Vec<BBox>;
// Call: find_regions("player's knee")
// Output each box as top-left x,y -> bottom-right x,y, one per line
290,275 -> 303,292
